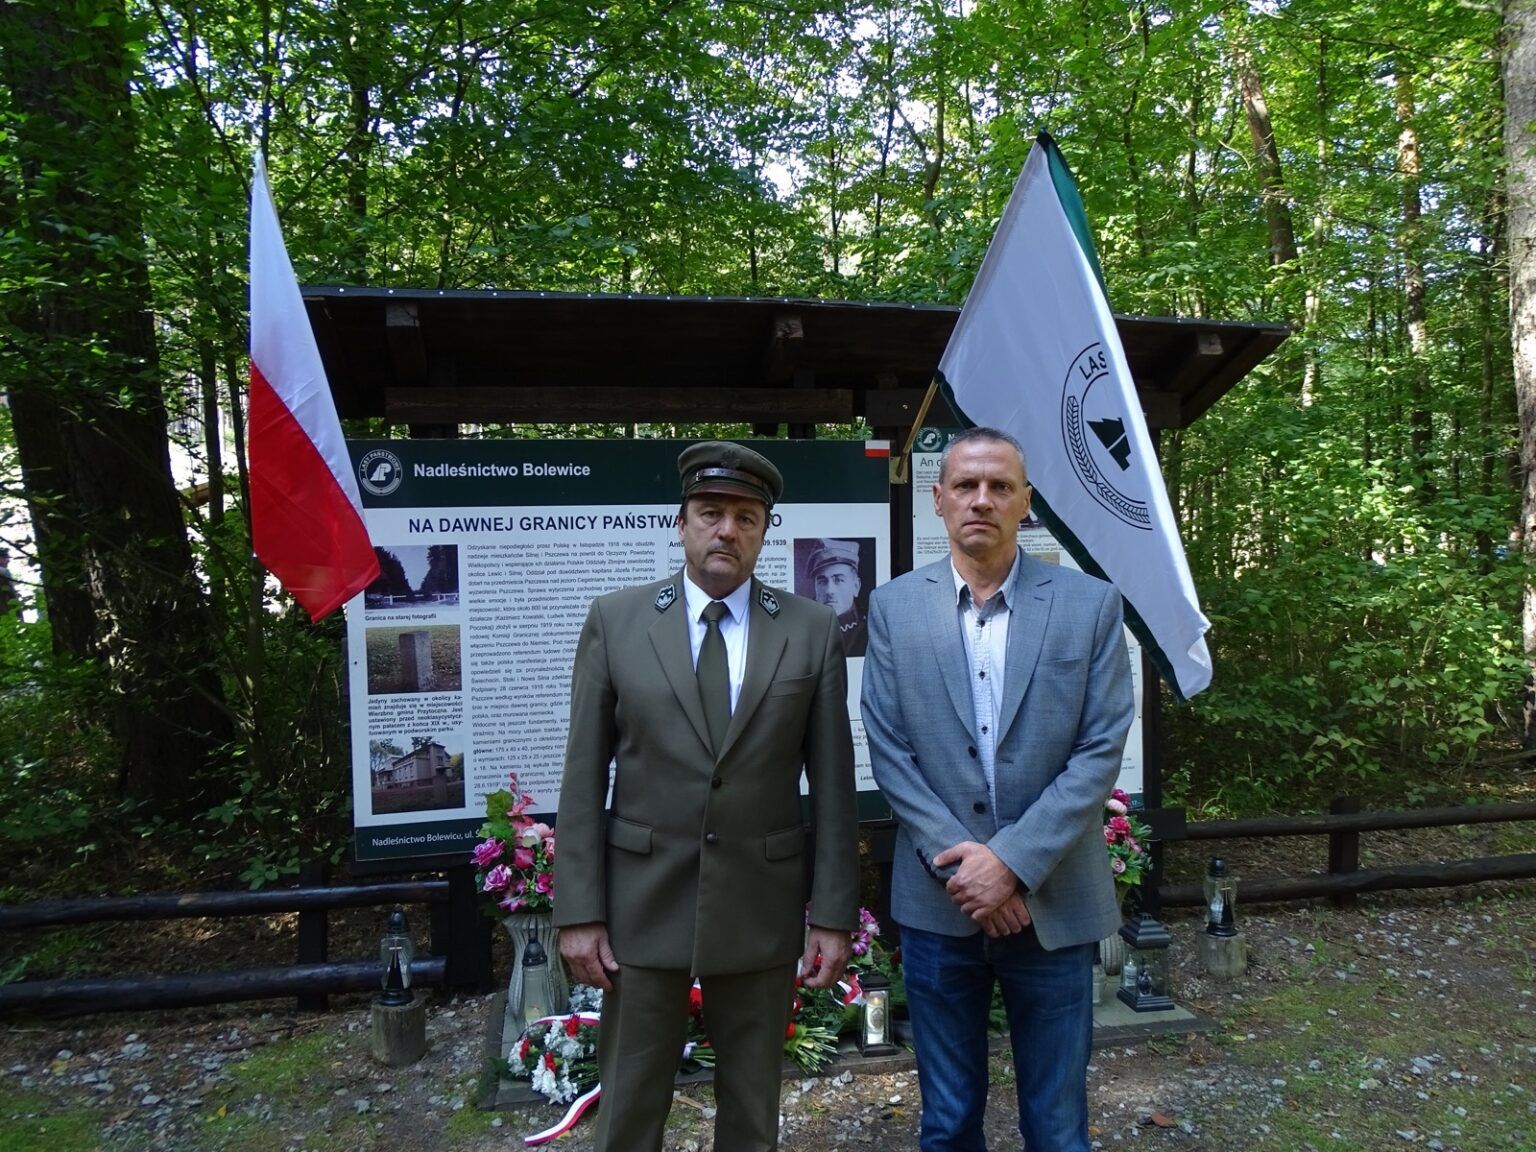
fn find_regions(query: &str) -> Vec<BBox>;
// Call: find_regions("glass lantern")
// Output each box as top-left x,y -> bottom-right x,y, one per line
857,971 -> 901,1057
378,908 -> 415,1007
1204,857 -> 1238,938
1115,912 -> 1174,1012
517,939 -> 556,1026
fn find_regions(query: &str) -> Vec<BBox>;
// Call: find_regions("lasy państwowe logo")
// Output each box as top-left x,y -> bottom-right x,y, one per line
1060,343 -> 1150,530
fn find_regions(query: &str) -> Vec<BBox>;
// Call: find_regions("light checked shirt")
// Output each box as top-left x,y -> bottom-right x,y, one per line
951,549 -> 1022,814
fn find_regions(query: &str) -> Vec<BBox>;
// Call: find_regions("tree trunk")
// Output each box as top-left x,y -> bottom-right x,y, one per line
1397,68 -> 1434,505
1228,16 -> 1297,269
1124,2 -> 1152,264
1504,0 -> 1536,746
0,0 -> 232,808
338,0 -> 377,281
1302,34 -> 1329,407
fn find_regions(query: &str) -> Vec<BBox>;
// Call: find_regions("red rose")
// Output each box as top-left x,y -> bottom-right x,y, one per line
544,1052 -> 557,1072
785,1022 -> 796,1039
565,1015 -> 581,1037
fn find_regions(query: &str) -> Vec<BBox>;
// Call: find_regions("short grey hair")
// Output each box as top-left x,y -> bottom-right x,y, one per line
937,426 -> 1028,483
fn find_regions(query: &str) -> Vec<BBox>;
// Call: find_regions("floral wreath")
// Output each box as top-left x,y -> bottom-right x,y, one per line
503,907 -> 902,1145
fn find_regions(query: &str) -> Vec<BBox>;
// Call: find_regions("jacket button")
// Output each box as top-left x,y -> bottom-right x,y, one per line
711,776 -> 723,789
704,832 -> 719,845
973,802 -> 986,814
968,746 -> 977,759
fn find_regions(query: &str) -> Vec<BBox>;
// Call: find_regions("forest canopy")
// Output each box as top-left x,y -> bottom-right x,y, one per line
0,0 -> 1527,889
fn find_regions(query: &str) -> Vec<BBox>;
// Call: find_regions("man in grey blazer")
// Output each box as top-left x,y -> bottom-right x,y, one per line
862,426 -> 1134,1152
555,441 -> 859,1152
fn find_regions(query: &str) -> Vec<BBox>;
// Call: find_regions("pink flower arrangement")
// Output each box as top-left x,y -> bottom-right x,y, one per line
850,907 -> 881,958
1103,787 -> 1153,907
472,772 -> 556,915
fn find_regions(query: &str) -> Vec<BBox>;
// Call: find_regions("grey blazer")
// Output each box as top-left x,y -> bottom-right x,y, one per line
861,552 -> 1135,950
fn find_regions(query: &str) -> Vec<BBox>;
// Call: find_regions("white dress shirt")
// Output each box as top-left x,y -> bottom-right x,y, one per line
682,570 -> 751,712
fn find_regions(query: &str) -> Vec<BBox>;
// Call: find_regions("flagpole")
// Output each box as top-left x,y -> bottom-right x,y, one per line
890,375 -> 941,484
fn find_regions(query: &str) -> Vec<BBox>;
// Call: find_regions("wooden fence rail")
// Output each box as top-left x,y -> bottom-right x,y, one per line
0,880 -> 449,930
0,958 -> 448,1016
1153,797 -> 1536,910
0,866 -> 492,1019
6,799 -> 1531,1018
1176,800 -> 1536,840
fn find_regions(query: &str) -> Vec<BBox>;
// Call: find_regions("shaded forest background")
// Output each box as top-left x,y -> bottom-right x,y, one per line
1,0 -> 1532,900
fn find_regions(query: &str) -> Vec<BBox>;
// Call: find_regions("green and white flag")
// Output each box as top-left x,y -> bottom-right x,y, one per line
937,132 -> 1211,699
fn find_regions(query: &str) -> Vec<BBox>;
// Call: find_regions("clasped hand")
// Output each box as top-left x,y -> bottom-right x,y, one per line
933,841 -> 1031,938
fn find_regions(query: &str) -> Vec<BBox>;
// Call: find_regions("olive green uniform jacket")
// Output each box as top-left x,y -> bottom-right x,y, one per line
553,572 -> 860,973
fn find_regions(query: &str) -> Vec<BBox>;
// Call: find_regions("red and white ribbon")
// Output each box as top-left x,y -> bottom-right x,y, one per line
519,1012 -> 717,1143
521,1011 -> 601,1034
523,1084 -> 601,1146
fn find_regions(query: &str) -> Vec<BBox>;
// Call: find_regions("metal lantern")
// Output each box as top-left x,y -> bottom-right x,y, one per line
517,939 -> 557,1026
1115,912 -> 1175,1012
377,909 -> 415,1007
1200,856 -> 1247,978
1203,857 -> 1238,937
857,971 -> 901,1057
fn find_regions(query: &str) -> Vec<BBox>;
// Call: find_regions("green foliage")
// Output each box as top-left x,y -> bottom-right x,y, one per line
0,614 -> 113,778
0,0 -> 1523,866
0,758 -> 97,848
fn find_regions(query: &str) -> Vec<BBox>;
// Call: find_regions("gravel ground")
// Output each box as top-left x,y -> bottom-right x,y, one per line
2,884 -> 1531,1151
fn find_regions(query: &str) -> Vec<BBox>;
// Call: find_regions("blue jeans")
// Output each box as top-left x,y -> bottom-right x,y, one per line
900,922 -> 1094,1152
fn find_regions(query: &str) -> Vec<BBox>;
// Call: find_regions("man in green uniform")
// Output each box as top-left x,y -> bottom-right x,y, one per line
555,441 -> 860,1152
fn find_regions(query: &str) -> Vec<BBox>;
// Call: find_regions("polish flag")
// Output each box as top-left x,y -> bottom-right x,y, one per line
247,155 -> 378,621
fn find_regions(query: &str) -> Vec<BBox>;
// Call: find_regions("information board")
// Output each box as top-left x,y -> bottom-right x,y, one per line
345,438 -> 892,861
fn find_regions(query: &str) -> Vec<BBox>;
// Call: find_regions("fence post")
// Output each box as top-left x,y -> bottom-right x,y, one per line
296,858 -> 330,1011
437,864 -> 494,996
1327,796 -> 1360,908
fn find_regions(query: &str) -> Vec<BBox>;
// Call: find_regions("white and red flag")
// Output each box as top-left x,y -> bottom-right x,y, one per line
247,154 -> 378,620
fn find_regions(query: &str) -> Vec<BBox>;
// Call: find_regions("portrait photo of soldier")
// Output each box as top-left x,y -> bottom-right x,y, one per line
794,537 -> 873,658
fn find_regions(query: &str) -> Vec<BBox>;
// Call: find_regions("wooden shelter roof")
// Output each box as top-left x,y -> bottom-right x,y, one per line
302,287 -> 1288,433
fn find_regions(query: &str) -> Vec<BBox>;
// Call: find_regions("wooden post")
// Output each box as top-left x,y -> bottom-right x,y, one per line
370,997 -> 428,1066
1328,795 -> 1361,908
1198,931 -> 1247,979
295,858 -> 329,1012
787,367 -> 817,440
441,865 -> 494,994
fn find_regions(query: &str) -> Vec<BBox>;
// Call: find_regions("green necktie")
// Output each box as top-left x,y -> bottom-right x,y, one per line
698,600 -> 731,756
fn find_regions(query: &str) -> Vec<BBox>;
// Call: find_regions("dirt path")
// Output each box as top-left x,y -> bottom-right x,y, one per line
2,885 -> 1531,1152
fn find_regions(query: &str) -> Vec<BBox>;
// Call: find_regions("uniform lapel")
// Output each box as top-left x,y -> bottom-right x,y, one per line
649,572 -> 713,756
924,565 -> 977,742
995,554 -> 1052,748
717,578 -> 786,764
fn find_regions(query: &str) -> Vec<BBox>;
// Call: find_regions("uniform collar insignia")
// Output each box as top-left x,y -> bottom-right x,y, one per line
655,584 -> 677,612
758,587 -> 780,617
